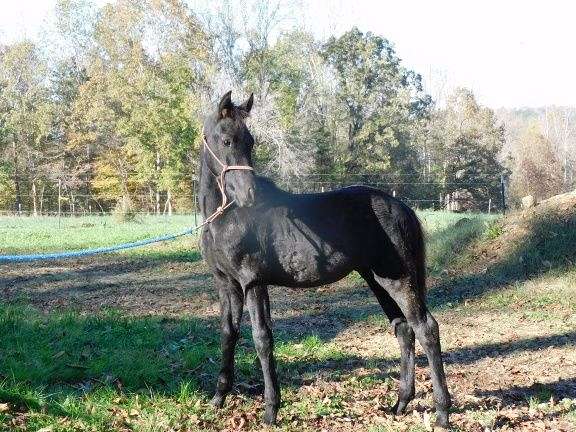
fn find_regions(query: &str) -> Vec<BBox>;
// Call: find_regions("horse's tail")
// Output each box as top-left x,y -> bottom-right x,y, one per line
396,201 -> 427,295
409,209 -> 427,294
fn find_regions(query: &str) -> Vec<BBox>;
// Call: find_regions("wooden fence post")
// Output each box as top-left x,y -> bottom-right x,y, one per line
58,179 -> 62,228
500,174 -> 507,214
193,178 -> 198,227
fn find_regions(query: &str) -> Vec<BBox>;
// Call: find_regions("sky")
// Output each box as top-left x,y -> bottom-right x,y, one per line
1,0 -> 575,109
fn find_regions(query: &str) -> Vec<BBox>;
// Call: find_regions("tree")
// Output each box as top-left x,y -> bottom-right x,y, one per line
68,0 -> 210,213
427,88 -> 505,210
497,106 -> 576,203
205,1 -> 310,183
322,28 -> 431,184
510,124 -> 564,200
246,30 -> 322,182
3,0 -> 546,214
542,106 -> 576,190
0,41 -> 54,215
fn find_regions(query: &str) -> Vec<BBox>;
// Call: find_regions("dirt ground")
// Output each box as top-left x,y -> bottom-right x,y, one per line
1,243 -> 575,432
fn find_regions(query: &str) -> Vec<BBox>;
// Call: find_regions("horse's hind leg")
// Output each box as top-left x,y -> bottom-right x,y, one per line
373,273 -> 451,428
361,271 -> 415,415
246,285 -> 280,425
211,277 -> 244,408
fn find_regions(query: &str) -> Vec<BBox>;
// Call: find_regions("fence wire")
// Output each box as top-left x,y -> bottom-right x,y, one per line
0,175 -> 507,216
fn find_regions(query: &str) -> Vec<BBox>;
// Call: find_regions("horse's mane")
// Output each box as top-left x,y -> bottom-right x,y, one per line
254,176 -> 291,204
254,176 -> 286,195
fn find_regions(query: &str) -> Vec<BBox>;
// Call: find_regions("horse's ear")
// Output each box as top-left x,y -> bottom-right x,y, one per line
239,93 -> 254,115
218,90 -> 233,119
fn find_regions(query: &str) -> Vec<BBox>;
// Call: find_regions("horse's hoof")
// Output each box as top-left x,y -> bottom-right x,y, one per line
262,405 -> 278,425
210,394 -> 225,408
392,399 -> 409,415
434,409 -> 449,430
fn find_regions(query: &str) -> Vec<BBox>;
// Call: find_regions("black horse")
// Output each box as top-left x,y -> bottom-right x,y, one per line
199,91 -> 451,428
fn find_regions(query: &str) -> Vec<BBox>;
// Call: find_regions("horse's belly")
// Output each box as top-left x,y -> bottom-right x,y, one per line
273,242 -> 353,287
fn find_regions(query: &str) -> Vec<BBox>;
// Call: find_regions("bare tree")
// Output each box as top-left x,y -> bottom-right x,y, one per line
249,86 -> 312,181
542,106 -> 576,189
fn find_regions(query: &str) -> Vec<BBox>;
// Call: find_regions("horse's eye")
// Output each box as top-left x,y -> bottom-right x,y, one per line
223,138 -> 231,147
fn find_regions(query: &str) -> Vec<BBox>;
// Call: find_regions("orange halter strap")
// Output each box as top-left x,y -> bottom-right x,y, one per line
201,132 -> 254,224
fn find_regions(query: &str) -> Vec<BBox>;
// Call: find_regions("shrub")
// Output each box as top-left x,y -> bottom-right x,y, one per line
112,196 -> 136,223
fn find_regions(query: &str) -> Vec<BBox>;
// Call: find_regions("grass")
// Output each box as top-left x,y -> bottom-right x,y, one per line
494,209 -> 576,278
0,214 -> 201,255
428,201 -> 576,311
418,210 -> 498,275
1,306 -> 208,390
1,209 -> 576,430
348,210 -> 498,285
1,211 -> 493,256
1,211 -> 495,269
0,303 -> 372,431
0,304 -> 222,431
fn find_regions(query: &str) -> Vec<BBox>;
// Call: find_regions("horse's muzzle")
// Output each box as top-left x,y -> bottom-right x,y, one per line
237,186 -> 256,207
229,171 -> 256,207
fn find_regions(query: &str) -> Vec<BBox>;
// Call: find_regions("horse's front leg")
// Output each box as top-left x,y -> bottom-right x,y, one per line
211,277 -> 244,408
246,285 -> 280,425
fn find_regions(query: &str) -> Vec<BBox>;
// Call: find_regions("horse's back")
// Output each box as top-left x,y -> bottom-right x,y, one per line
263,184 -> 420,278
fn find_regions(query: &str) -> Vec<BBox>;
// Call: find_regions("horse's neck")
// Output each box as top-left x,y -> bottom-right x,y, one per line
198,155 -> 294,220
198,156 -> 222,220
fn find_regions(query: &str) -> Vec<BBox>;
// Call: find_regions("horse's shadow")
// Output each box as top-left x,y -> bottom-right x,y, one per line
1,292 -> 575,419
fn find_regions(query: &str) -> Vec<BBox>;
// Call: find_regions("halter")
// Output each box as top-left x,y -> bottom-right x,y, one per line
201,132 -> 254,224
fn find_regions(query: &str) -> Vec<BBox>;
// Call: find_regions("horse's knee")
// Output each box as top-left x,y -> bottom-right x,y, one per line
425,311 -> 440,336
392,318 -> 413,339
412,312 -> 441,353
221,324 -> 240,340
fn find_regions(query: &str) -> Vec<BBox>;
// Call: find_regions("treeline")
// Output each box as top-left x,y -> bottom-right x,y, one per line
498,107 -> 576,204
0,0 -> 574,216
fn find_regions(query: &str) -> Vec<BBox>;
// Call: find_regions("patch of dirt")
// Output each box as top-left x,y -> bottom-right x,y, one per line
0,256 -> 219,317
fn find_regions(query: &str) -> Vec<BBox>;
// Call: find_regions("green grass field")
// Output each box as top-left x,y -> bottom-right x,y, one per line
0,215 -> 204,262
0,214 -> 201,253
0,211 -> 497,271
1,208 -> 575,431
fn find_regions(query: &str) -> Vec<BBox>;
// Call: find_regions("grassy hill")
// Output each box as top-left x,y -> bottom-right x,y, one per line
428,191 -> 576,310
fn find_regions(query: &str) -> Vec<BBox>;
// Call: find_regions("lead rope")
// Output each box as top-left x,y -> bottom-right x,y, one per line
200,132 -> 254,226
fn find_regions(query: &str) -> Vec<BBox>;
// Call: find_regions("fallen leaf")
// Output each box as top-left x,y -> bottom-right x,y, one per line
423,410 -> 433,431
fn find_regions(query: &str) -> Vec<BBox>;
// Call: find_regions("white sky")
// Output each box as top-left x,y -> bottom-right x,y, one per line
1,0 -> 575,109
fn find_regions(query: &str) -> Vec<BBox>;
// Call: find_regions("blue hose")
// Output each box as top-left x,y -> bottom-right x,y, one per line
0,226 -> 198,263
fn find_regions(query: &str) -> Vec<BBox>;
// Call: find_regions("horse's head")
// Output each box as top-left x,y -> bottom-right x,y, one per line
203,91 -> 256,207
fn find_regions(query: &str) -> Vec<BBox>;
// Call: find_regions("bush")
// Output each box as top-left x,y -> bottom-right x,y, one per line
112,196 -> 136,223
